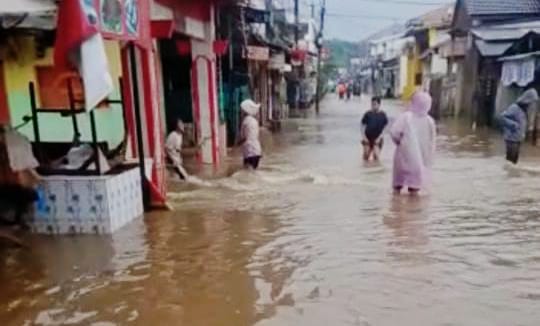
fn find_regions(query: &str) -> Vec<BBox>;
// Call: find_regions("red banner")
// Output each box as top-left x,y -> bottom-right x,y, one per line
54,0 -> 99,68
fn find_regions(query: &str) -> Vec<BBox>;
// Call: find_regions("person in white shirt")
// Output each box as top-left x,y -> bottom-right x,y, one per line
240,99 -> 262,169
166,119 -> 187,180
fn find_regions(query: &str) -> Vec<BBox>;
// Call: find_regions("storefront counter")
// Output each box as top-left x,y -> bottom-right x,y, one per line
31,166 -> 144,234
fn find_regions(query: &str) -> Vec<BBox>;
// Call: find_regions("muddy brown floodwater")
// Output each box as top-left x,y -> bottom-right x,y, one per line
2,97 -> 540,326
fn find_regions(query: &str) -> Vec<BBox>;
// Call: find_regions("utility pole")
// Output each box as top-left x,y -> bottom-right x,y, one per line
293,0 -> 300,111
294,0 -> 299,46
315,0 -> 326,114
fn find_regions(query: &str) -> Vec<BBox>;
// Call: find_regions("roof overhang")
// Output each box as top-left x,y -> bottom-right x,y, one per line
499,51 -> 540,62
475,39 -> 513,57
0,0 -> 55,14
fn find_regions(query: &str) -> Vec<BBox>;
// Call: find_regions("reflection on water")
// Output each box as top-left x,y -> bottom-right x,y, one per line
2,97 -> 540,325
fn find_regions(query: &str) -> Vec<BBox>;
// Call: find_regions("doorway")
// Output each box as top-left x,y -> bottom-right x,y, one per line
158,38 -> 193,134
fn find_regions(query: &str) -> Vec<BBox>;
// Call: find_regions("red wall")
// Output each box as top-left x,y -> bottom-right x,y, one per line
0,62 -> 9,124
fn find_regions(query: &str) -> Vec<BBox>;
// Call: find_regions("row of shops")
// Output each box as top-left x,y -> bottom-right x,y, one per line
0,0 -> 319,234
364,0 -> 540,129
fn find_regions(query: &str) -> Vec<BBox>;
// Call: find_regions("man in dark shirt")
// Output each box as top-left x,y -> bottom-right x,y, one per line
361,96 -> 389,161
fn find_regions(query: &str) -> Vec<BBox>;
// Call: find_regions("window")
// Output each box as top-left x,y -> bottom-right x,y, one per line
35,66 -> 83,109
415,73 -> 423,86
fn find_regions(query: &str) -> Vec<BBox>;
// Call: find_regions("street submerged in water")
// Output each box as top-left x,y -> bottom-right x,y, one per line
2,96 -> 540,325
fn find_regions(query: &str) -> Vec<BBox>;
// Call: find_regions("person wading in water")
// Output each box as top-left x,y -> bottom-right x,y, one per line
390,91 -> 437,196
499,88 -> 539,165
361,96 -> 389,161
239,99 -> 263,170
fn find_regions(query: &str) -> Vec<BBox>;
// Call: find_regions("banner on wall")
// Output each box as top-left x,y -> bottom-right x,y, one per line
98,0 -> 140,38
100,0 -> 123,34
80,34 -> 114,111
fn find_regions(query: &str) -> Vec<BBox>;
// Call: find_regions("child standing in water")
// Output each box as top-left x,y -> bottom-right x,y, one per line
166,119 -> 187,180
361,96 -> 388,161
390,91 -> 436,195
240,99 -> 263,170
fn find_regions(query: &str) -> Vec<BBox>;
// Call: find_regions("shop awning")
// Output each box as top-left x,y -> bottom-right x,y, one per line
151,0 -> 174,38
498,52 -> 540,87
251,32 -> 291,53
0,0 -> 55,14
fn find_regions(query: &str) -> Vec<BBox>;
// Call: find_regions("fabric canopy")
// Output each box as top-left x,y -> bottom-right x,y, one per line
0,0 -> 55,14
501,58 -> 536,87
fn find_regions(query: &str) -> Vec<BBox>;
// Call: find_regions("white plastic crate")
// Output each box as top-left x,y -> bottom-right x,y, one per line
31,167 -> 144,235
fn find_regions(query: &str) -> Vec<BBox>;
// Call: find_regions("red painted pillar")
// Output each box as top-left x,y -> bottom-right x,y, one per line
121,43 -> 167,206
141,45 -> 167,203
0,62 -> 10,124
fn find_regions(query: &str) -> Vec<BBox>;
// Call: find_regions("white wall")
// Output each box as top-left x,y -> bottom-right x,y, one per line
431,53 -> 448,75
399,54 -> 408,96
370,36 -> 413,62
190,7 -> 220,165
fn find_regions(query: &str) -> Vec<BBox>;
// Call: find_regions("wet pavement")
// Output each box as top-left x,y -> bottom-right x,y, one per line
2,96 -> 540,325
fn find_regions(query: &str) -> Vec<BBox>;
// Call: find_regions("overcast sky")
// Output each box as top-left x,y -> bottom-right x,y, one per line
299,0 -> 454,41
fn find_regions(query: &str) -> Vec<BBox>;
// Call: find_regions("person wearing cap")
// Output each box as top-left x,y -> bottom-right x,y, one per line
166,118 -> 187,180
240,99 -> 263,169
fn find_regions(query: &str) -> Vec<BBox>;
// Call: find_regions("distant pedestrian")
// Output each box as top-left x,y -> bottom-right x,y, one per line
338,83 -> 346,100
346,82 -> 353,100
361,96 -> 388,161
166,119 -> 187,180
499,88 -> 539,164
390,91 -> 436,195
240,99 -> 262,170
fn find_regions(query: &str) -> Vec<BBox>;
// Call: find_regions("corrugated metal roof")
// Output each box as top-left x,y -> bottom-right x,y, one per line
416,4 -> 454,29
475,40 -> 513,57
472,20 -> 540,41
465,0 -> 540,16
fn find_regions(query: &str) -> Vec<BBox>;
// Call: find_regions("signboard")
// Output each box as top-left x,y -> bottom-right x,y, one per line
246,46 -> 269,61
244,7 -> 270,24
185,17 -> 205,39
82,0 -> 99,25
100,0 -> 123,34
269,53 -> 285,70
91,0 -> 140,40
125,0 -> 139,35
175,15 -> 206,40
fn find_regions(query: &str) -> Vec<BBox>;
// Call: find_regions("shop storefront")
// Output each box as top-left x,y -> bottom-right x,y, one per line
0,0 -> 167,234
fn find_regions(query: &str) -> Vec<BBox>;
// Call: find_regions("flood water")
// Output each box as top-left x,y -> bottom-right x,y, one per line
2,97 -> 540,325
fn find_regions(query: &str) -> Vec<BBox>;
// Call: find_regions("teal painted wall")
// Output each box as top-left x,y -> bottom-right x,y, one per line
4,37 -> 125,148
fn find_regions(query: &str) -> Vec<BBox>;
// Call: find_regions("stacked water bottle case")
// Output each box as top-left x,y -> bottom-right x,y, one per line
32,168 -> 144,234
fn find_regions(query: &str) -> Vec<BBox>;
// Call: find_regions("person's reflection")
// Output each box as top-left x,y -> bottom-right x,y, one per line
383,196 -> 430,252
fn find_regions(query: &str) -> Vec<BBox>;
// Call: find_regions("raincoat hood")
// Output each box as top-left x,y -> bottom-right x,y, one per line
516,89 -> 539,107
409,91 -> 432,116
241,99 -> 261,116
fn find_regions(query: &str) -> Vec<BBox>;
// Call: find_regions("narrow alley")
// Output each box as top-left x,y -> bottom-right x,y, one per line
2,96 -> 540,325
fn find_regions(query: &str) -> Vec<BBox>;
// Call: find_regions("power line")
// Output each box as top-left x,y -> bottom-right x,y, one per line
326,12 -> 402,21
340,0 -> 452,5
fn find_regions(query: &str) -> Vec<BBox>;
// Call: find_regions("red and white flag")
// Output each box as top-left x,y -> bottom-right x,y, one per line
54,0 -> 113,111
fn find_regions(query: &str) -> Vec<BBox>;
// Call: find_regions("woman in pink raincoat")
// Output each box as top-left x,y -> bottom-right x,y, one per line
390,91 -> 436,195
